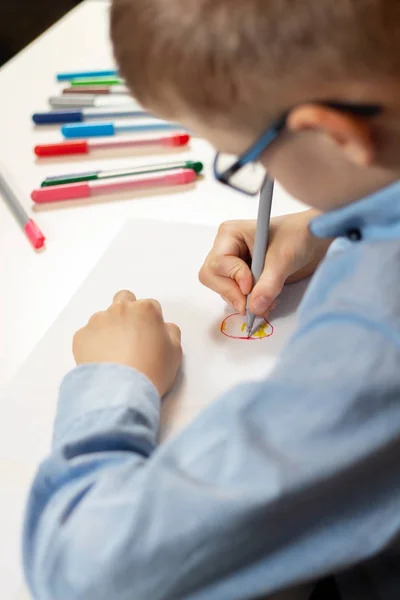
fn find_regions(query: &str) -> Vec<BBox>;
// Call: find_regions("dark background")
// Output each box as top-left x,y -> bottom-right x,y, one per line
0,1 -> 82,66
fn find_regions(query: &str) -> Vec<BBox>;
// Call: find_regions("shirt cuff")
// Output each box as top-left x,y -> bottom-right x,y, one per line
53,364 -> 161,445
326,236 -> 352,257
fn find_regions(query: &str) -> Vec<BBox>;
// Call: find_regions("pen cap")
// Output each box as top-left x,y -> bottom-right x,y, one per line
49,95 -> 96,108
166,134 -> 190,146
57,70 -> 118,82
63,86 -> 111,95
62,123 -> 115,138
31,183 -> 91,203
33,111 -> 83,125
24,219 -> 46,248
34,141 -> 89,157
187,161 -> 204,173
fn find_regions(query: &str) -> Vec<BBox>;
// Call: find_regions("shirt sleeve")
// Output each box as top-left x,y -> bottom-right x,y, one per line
22,241 -> 400,600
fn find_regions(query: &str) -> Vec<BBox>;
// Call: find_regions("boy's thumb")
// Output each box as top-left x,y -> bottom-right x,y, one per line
249,251 -> 293,316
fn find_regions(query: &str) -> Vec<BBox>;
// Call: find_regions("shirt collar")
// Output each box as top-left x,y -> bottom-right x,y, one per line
310,179 -> 400,241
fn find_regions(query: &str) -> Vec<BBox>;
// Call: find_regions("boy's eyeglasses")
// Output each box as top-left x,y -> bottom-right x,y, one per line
214,102 -> 382,196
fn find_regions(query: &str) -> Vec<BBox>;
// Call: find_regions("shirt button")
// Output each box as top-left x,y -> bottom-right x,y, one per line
346,228 -> 362,242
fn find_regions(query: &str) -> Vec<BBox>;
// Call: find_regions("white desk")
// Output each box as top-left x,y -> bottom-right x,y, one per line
0,1 -> 306,597
0,0 -> 305,389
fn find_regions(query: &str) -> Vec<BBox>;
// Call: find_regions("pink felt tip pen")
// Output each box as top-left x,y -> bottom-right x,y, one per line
34,133 -> 190,158
31,168 -> 197,204
0,167 -> 45,249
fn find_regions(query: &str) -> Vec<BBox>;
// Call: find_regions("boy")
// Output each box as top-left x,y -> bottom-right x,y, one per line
23,1 -> 400,599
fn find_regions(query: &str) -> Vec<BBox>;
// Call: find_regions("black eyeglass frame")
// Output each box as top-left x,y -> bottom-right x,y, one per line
213,102 -> 383,196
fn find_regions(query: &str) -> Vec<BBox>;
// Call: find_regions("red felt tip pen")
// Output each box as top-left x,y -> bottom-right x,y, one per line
0,167 -> 45,249
31,168 -> 197,204
34,133 -> 190,158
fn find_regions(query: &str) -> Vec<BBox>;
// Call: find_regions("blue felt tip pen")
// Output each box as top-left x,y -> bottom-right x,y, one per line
56,69 -> 119,82
62,121 -> 186,139
33,108 -> 151,125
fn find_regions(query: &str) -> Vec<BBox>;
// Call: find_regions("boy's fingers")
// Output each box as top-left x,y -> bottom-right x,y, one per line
217,281 -> 245,314
201,272 -> 245,313
221,287 -> 246,314
87,310 -> 107,326
113,290 -> 137,304
199,256 -> 253,312
134,298 -> 163,317
167,322 -> 182,343
250,274 -> 285,316
250,250 -> 294,316
202,255 -> 252,294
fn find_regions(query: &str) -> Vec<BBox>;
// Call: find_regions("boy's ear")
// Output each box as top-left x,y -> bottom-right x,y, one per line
286,104 -> 376,167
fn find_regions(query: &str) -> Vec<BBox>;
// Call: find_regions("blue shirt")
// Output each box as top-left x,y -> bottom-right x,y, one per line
23,181 -> 400,600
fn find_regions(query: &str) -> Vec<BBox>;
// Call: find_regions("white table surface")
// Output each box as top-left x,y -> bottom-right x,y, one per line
0,0 -> 305,390
0,1 -> 306,597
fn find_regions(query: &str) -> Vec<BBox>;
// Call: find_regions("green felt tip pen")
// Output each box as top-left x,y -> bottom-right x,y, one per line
70,77 -> 124,87
40,161 -> 204,187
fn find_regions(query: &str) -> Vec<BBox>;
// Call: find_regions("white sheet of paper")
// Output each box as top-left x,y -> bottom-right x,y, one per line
3,219 -> 309,453
0,220 -> 308,599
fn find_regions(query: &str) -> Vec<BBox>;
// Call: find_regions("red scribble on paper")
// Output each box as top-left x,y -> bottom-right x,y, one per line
220,313 -> 274,340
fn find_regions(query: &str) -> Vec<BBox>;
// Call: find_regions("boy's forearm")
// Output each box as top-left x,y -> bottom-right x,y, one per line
23,364 -> 162,598
53,363 -> 161,450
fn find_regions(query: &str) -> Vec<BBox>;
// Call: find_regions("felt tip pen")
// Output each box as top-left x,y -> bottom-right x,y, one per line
57,69 -> 118,82
41,160 -> 204,186
62,121 -> 184,139
246,178 -> 274,336
63,85 -> 129,95
31,168 -> 197,204
70,77 -> 123,87
33,108 -> 152,125
0,167 -> 45,249
49,95 -> 140,109
34,133 -> 190,157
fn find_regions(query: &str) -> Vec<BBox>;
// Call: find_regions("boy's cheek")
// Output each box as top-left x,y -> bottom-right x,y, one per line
268,151 -> 315,203
265,133 -> 343,210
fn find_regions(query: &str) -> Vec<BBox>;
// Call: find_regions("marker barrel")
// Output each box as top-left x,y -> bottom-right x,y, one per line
32,169 -> 197,203
57,70 -> 118,82
34,133 -> 190,157
33,109 -> 149,125
62,122 -> 180,139
35,141 -> 89,157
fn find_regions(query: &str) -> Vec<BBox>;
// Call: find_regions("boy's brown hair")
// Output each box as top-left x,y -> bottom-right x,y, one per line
111,0 -> 400,133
